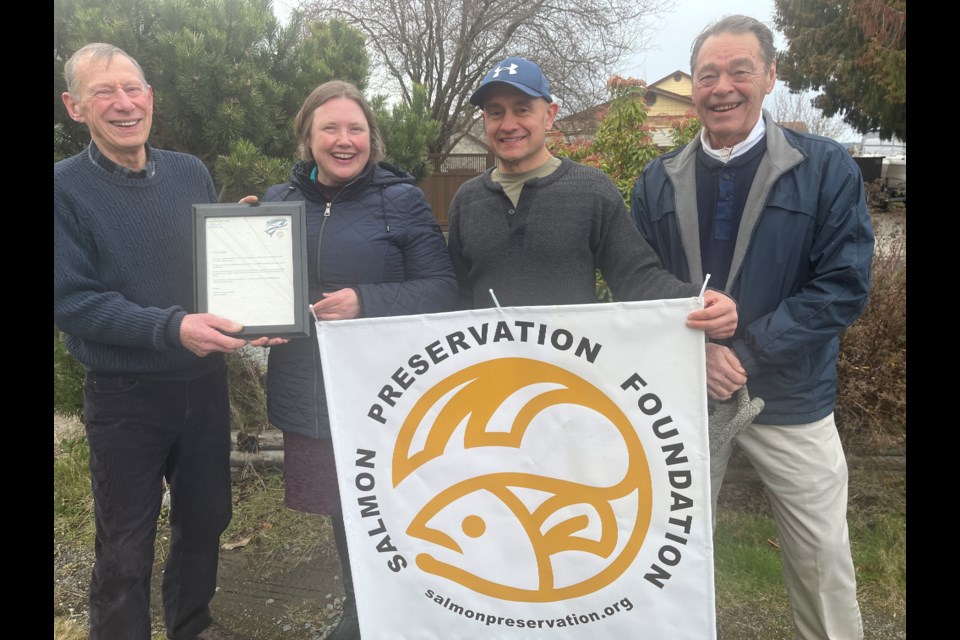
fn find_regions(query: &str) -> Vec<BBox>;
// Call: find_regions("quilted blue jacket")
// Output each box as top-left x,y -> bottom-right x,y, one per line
263,161 -> 458,438
631,112 -> 874,425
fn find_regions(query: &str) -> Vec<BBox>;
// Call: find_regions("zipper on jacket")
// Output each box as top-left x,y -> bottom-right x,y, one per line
313,167 -> 368,289
315,201 -> 332,287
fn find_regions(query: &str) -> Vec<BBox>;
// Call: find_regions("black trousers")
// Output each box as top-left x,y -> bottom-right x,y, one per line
83,366 -> 232,640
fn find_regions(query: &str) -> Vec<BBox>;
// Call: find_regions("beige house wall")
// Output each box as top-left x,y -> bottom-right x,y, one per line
652,73 -> 692,97
648,94 -> 694,117
645,72 -> 694,118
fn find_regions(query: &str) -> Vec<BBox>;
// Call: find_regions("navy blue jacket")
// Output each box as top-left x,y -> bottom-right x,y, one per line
631,112 -> 874,425
264,161 -> 458,438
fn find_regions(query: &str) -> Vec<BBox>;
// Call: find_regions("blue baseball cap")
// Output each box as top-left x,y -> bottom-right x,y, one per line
469,57 -> 553,107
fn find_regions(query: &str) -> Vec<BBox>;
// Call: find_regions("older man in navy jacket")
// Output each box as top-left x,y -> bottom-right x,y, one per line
631,15 -> 873,640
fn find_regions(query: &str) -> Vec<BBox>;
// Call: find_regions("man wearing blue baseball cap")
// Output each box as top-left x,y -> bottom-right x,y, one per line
447,56 -> 739,340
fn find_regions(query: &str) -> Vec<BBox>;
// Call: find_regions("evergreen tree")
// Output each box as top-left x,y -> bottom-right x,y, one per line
773,0 -> 906,142
371,84 -> 441,184
54,0 -> 369,198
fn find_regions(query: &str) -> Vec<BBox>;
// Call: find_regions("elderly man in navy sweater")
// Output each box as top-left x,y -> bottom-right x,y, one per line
54,43 -> 280,640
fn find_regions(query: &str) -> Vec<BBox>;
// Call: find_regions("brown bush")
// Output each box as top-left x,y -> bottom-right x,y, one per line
864,178 -> 889,212
835,212 -> 906,443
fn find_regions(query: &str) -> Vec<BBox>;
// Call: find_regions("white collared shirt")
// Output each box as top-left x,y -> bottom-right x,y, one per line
700,116 -> 767,163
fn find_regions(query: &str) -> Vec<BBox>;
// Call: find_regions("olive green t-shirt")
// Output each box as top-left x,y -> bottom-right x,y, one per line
491,156 -> 562,207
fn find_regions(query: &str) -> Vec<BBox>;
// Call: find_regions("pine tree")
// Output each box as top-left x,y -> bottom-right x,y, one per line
54,0 -> 369,197
773,0 -> 906,142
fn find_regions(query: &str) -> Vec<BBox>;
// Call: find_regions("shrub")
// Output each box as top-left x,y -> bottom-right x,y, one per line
53,328 -> 85,418
835,212 -> 906,441
227,348 -> 271,449
551,76 -> 703,207
864,178 -> 889,212
550,76 -> 701,301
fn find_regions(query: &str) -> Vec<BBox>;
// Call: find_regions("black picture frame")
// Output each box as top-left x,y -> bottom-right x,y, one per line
193,202 -> 310,339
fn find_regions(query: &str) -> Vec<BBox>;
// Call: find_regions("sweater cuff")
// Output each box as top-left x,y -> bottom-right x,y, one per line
166,309 -> 188,349
352,286 -> 364,318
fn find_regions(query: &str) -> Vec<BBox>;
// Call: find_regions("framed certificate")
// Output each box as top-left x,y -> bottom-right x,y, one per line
193,202 -> 310,338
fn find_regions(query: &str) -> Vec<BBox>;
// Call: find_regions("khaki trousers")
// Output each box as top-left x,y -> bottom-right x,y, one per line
710,413 -> 864,640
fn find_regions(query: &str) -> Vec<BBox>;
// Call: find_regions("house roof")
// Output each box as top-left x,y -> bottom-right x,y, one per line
645,70 -> 694,107
447,118 -> 490,153
648,70 -> 692,89
555,71 -> 695,139
646,85 -> 693,104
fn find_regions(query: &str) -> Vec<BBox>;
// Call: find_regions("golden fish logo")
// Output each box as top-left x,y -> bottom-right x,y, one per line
393,357 -> 651,602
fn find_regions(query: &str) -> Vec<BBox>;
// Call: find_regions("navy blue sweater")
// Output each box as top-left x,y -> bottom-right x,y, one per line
54,144 -> 222,377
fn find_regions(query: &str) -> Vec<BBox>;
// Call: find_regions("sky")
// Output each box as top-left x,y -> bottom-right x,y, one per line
620,0 -> 781,84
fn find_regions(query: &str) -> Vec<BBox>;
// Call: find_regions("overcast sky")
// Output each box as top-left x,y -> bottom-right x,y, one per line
621,0 -> 780,83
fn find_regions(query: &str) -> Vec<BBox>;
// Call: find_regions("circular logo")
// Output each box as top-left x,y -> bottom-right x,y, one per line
392,357 -> 652,602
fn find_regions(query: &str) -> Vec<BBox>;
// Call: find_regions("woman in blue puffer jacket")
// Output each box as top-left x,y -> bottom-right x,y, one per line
263,80 -> 458,639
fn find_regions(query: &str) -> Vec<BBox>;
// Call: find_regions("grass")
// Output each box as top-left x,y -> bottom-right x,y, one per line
714,511 -> 789,605
222,463 -> 333,561
53,435 -> 95,544
53,618 -> 86,640
712,453 -> 906,633
53,416 -> 95,640
848,468 -> 907,609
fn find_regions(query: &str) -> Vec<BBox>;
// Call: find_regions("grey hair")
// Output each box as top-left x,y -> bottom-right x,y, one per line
64,43 -> 148,97
690,15 -> 776,73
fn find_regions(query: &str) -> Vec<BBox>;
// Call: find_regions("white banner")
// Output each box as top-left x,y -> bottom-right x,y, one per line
317,300 -> 716,640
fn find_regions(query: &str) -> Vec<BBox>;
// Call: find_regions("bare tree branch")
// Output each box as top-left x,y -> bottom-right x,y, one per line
303,0 -> 672,152
769,86 -> 853,141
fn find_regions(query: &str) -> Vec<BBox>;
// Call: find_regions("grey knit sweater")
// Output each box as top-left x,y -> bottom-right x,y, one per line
54,144 -> 221,377
447,158 -> 701,309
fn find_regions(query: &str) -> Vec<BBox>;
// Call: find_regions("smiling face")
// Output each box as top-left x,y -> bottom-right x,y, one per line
481,85 -> 559,174
62,54 -> 153,170
307,97 -> 372,187
692,31 -> 776,149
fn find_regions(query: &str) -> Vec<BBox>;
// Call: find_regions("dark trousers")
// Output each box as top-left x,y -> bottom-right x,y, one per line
83,366 -> 233,640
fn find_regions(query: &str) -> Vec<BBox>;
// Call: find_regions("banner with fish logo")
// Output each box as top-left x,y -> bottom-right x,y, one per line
316,300 -> 716,639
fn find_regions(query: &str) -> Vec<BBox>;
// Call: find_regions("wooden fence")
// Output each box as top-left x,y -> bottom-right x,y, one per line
420,153 -> 495,230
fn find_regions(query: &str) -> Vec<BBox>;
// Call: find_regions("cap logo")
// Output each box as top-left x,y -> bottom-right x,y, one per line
492,63 -> 519,77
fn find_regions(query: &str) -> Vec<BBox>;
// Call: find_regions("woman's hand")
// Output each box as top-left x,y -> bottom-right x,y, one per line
312,288 -> 360,321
